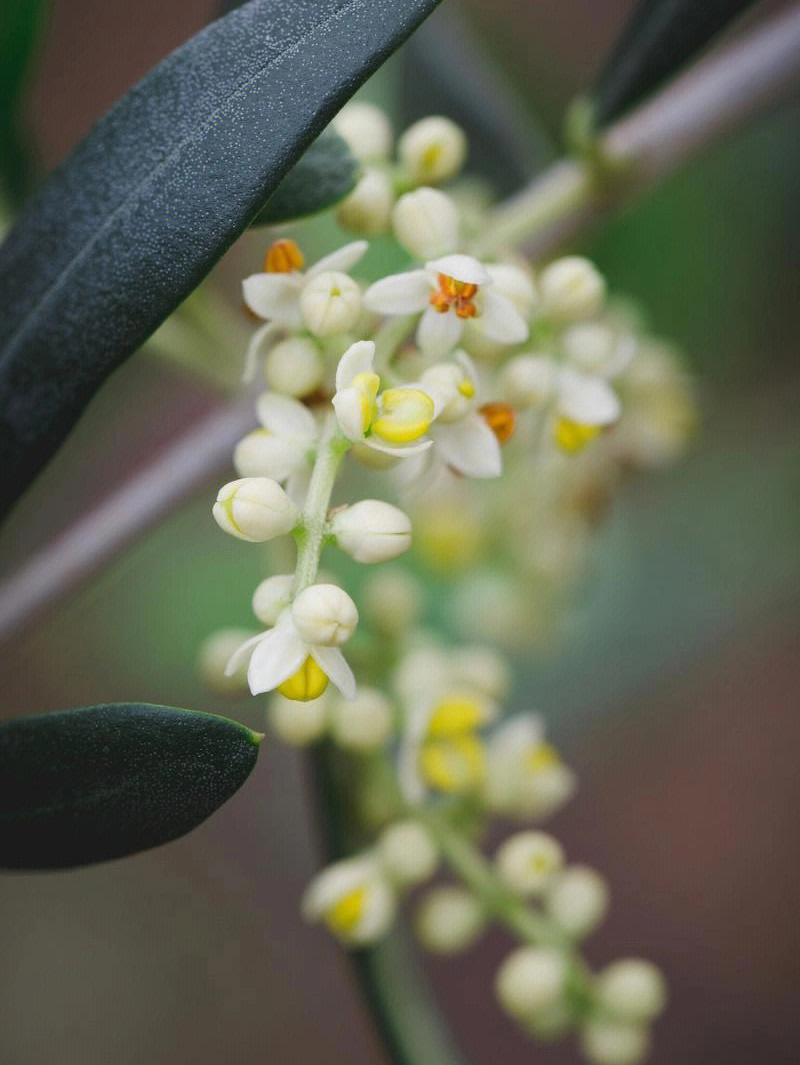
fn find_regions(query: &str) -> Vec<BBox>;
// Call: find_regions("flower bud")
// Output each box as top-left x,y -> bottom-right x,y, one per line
213,478 -> 299,542
263,336 -> 324,397
495,946 -> 568,1018
251,573 -> 295,625
487,263 -> 538,319
392,187 -> 460,260
362,570 -> 423,637
580,1022 -> 651,1065
495,831 -> 565,897
449,647 -> 511,700
198,628 -> 258,696
539,256 -> 606,321
377,820 -> 439,886
328,686 -> 394,750
302,856 -> 396,946
398,116 -> 467,185
300,271 -> 362,336
414,886 -> 486,954
420,361 -> 474,423
291,584 -> 358,646
595,960 -> 667,1023
336,168 -> 395,235
234,430 -> 293,480
332,101 -> 393,163
544,865 -> 609,940
267,691 -> 328,746
331,500 -> 412,563
498,353 -> 557,408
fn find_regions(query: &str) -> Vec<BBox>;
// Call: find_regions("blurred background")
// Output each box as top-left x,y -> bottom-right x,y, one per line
0,1 -> 799,1063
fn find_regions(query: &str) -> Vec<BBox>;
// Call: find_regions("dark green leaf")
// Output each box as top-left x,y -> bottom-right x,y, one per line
0,0 -> 442,519
592,0 -> 756,124
250,127 -> 358,226
0,703 -> 262,870
0,0 -> 47,201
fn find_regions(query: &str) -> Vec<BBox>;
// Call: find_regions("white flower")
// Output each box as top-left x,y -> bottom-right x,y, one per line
580,1022 -> 652,1065
302,855 -> 396,946
595,960 -> 668,1023
361,570 -> 424,637
498,353 -> 558,408
332,101 -> 393,163
251,573 -> 295,625
233,392 -> 318,506
262,335 -> 324,397
328,686 -> 395,750
225,605 -> 356,701
561,322 -> 636,379
398,116 -> 467,185
377,820 -> 439,886
495,831 -> 565,897
331,500 -> 412,563
267,691 -> 329,746
299,271 -> 362,336
391,187 -> 460,260
198,628 -> 259,696
544,865 -> 609,940
291,584 -> 358,647
553,367 -> 621,453
538,256 -> 606,321
336,168 -> 395,235
332,340 -> 435,456
364,253 -> 528,358
414,886 -> 486,954
495,946 -> 568,1018
212,477 -> 299,542
241,238 -> 367,378
483,714 -> 577,820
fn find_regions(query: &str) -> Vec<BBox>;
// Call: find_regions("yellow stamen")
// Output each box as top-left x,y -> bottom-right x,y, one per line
554,418 -> 601,454
480,401 -> 516,444
525,742 -> 561,773
458,379 -> 476,399
429,273 -> 479,318
371,388 -> 434,444
420,734 -> 486,792
264,238 -> 305,274
427,694 -> 488,738
278,656 -> 329,701
326,888 -> 367,936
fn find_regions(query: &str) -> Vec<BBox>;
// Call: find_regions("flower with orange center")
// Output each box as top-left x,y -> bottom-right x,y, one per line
364,253 -> 529,358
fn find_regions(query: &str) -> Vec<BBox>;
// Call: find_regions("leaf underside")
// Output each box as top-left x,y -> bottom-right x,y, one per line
0,0 -> 442,519
0,704 -> 261,870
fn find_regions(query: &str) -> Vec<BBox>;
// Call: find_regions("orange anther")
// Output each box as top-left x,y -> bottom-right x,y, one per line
428,273 -> 480,318
263,238 -> 305,273
479,401 -> 516,444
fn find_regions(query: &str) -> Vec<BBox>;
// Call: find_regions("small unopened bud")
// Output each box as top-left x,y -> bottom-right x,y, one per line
300,271 -> 362,336
398,116 -> 467,185
267,691 -> 328,745
495,831 -> 565,896
580,1022 -> 651,1065
328,686 -> 394,750
495,946 -> 568,1018
213,478 -> 299,542
251,573 -> 295,625
198,628 -> 257,696
539,256 -> 606,321
377,820 -> 439,886
487,263 -> 538,319
415,886 -> 486,954
362,570 -> 424,637
392,187 -> 460,260
291,584 -> 358,646
544,865 -> 609,940
302,857 -> 397,946
263,336 -> 324,397
331,500 -> 412,563
336,168 -> 394,235
595,960 -> 667,1023
332,101 -> 393,163
498,353 -> 557,408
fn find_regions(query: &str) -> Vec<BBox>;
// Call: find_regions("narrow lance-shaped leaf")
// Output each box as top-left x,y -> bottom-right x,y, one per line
0,704 -> 262,870
0,0 -> 443,519
592,0 -> 757,124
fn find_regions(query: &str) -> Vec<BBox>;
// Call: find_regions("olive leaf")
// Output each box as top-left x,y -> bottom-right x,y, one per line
0,704 -> 262,870
0,0 -> 442,519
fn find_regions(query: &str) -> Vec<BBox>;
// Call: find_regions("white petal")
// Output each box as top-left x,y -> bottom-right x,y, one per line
224,632 -> 267,676
256,390 -> 318,441
478,291 -> 529,344
365,436 -> 433,457
425,254 -> 490,286
306,240 -> 368,280
242,273 -> 302,326
335,340 -> 376,391
417,305 -> 463,357
242,323 -> 280,383
363,271 -> 432,315
557,369 -> 621,425
285,465 -> 313,508
435,415 -> 502,478
248,620 -> 307,695
333,388 -> 368,441
312,645 -> 357,700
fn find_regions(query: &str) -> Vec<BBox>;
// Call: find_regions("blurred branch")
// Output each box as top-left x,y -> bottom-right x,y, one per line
476,2 -> 800,258
0,396 -> 255,643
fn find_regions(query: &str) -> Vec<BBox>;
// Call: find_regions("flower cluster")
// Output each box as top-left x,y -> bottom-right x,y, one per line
201,104 -> 696,1064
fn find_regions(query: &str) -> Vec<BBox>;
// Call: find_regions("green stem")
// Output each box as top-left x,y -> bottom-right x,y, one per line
293,414 -> 350,593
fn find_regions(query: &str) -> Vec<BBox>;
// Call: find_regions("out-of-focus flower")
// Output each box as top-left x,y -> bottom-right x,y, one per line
233,391 -> 318,505
302,856 -> 396,945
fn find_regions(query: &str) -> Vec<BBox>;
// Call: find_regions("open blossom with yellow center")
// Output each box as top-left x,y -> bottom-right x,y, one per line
332,340 -> 435,455
483,714 -> 577,820
364,254 -> 529,358
301,856 -> 396,946
240,238 -> 367,379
